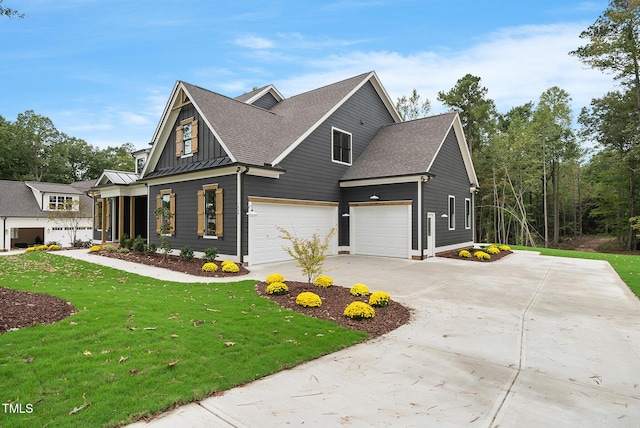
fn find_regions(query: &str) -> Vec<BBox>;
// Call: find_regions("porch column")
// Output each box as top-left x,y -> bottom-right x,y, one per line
101,198 -> 107,244
118,195 -> 125,241
129,196 -> 135,238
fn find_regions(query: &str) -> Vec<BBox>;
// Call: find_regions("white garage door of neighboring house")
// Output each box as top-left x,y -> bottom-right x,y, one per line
351,203 -> 411,259
248,199 -> 338,265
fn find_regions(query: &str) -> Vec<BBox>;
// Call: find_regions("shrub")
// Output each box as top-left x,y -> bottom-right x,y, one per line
266,273 -> 285,284
499,245 -> 511,252
47,244 -> 61,251
458,249 -> 471,258
132,235 -> 145,252
118,247 -> 130,253
222,262 -> 240,273
119,233 -> 132,250
145,242 -> 157,256
202,247 -> 218,263
36,245 -> 49,251
314,275 -> 333,288
295,292 -> 322,307
265,282 -> 289,295
474,250 -> 490,260
25,246 -> 37,252
278,226 -> 336,282
221,260 -> 234,267
486,245 -> 500,255
202,262 -> 218,272
89,245 -> 102,253
369,291 -> 391,307
350,283 -> 370,296
344,301 -> 375,319
179,246 -> 194,261
104,245 -> 118,253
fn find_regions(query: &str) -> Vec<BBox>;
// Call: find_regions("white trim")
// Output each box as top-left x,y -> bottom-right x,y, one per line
435,240 -> 474,254
426,212 -> 436,257
417,180 -> 422,257
271,71 -> 401,166
244,84 -> 284,105
143,166 -> 238,187
448,195 -> 455,231
465,198 -> 472,230
331,126 -> 353,166
340,174 -> 427,187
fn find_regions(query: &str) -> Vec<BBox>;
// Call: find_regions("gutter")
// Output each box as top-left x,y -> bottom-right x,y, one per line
1,216 -> 5,251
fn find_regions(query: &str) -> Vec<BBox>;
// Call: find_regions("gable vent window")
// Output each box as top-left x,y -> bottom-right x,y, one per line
332,127 -> 352,165
176,118 -> 198,158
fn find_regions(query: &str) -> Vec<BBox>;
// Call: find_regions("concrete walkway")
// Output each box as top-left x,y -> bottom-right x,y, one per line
55,250 -> 640,427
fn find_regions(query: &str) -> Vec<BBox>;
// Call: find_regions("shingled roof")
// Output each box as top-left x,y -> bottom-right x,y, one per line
0,180 -> 43,217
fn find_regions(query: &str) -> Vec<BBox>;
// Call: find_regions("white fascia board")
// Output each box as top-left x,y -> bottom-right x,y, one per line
339,174 -> 425,187
451,113 -> 479,187
244,85 -> 284,105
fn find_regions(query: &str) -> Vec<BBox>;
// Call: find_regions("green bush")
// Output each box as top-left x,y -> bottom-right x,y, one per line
145,242 -> 157,256
119,233 -> 133,249
132,235 -> 145,252
202,247 -> 218,263
180,246 -> 194,261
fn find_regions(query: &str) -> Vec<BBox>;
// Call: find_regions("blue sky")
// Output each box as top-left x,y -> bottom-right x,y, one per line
0,0 -> 613,150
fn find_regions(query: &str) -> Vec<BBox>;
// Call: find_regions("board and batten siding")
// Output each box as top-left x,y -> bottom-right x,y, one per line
148,175 -> 237,255
340,183 -> 417,250
155,104 -> 229,170
423,128 -> 473,248
242,81 -> 396,254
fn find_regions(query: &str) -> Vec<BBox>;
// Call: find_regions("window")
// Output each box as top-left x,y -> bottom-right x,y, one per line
94,198 -> 110,231
95,199 -> 103,230
197,184 -> 224,238
156,189 -> 175,235
176,118 -> 198,157
332,127 -> 352,165
448,195 -> 455,230
465,198 -> 472,230
49,195 -> 73,210
135,157 -> 146,174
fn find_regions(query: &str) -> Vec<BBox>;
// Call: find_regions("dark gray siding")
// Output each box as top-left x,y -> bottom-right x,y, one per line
252,92 -> 279,110
242,81 -> 396,254
155,105 -> 228,171
148,175 -> 237,255
423,129 -> 473,248
341,183 -> 418,250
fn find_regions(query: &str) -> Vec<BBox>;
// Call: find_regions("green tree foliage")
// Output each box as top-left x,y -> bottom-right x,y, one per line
437,74 -> 497,156
278,227 -> 336,282
0,110 -> 135,183
395,88 -> 431,121
0,0 -> 24,19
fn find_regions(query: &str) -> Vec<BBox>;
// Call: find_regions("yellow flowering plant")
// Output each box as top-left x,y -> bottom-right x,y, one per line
47,244 -> 61,251
314,275 -> 333,288
369,291 -> 391,307
295,292 -> 322,307
222,262 -> 240,273
265,273 -> 285,284
343,301 -> 375,319
458,249 -> 471,258
499,245 -> 511,251
265,282 -> 288,295
202,262 -> 218,272
474,251 -> 491,260
350,283 -> 370,296
487,245 -> 500,255
89,245 -> 102,253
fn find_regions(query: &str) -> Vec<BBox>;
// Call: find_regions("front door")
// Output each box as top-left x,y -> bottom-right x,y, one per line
426,212 -> 436,257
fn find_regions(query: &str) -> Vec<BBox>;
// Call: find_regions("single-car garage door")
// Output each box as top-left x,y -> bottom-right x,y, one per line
351,202 -> 411,258
248,198 -> 338,265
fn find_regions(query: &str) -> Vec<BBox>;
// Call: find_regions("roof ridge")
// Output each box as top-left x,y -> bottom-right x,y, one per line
182,81 -> 281,117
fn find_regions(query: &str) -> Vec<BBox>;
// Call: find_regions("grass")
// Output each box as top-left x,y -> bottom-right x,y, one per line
513,246 -> 640,298
0,252 -> 368,428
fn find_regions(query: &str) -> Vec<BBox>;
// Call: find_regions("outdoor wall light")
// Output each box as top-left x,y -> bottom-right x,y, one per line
369,194 -> 380,200
440,213 -> 448,218
341,212 -> 350,217
246,203 -> 258,217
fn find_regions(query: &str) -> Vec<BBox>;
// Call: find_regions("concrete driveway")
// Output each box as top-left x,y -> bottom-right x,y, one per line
108,251 -> 640,427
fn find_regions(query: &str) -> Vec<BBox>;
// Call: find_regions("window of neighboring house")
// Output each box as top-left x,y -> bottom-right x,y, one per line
332,127 -> 352,165
176,118 -> 198,158
197,184 -> 224,238
465,198 -> 472,229
156,190 -> 176,235
448,195 -> 455,230
49,195 -> 73,210
135,157 -> 146,174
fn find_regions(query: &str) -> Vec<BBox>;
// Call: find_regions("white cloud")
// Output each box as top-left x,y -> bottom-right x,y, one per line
235,35 -> 275,49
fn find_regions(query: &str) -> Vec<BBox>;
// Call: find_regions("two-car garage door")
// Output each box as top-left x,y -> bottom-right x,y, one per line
350,202 -> 411,259
249,199 -> 338,265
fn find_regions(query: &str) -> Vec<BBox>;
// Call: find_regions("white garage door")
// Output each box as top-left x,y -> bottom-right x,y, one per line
351,203 -> 411,258
249,200 -> 338,265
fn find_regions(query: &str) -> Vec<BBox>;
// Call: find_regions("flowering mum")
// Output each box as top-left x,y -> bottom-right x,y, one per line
458,249 -> 471,258
202,262 -> 218,272
369,291 -> 391,307
265,282 -> 288,295
222,262 -> 240,273
350,283 -> 370,296
265,273 -> 285,284
295,292 -> 322,307
314,275 -> 333,288
474,251 -> 491,260
344,301 -> 375,319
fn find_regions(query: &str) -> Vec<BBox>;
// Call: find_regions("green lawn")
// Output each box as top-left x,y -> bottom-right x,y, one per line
0,252 -> 367,428
513,246 -> 640,297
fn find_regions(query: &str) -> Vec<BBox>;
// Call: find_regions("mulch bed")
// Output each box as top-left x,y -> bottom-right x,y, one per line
436,248 -> 513,262
255,281 -> 411,338
91,251 -> 250,277
0,287 -> 76,334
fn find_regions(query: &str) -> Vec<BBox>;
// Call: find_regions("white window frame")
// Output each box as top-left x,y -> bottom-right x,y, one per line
48,195 -> 74,211
182,122 -> 193,156
331,126 -> 352,166
448,195 -> 455,231
465,198 -> 472,230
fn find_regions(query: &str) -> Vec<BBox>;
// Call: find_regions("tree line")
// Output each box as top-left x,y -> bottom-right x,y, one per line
396,0 -> 640,251
0,110 -> 135,184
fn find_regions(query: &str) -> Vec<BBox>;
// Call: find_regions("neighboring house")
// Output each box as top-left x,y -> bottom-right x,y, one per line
0,180 -> 94,250
91,71 -> 479,264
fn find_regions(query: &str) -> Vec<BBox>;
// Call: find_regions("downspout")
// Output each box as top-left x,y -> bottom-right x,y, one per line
1,216 -> 6,251
417,179 -> 423,260
237,166 -> 250,264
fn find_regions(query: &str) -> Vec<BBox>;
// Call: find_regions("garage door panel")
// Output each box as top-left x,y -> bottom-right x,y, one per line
352,205 -> 410,258
250,202 -> 338,265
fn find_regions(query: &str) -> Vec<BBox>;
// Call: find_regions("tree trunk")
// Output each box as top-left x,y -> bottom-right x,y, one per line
628,168 -> 637,250
553,161 -> 560,246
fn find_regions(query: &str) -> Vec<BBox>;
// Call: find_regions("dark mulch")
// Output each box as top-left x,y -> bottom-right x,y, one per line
0,287 -> 76,334
256,281 -> 411,338
436,248 -> 513,262
91,251 -> 250,277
